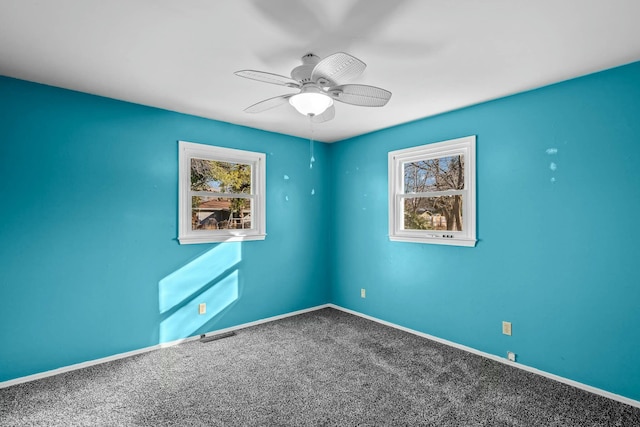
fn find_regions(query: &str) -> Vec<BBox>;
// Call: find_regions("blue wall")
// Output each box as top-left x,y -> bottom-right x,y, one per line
0,77 -> 331,382
2,61 -> 640,403
330,61 -> 640,401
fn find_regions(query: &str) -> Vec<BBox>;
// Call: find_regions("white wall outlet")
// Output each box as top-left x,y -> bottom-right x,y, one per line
198,303 -> 206,315
502,321 -> 512,336
360,288 -> 366,298
507,351 -> 516,362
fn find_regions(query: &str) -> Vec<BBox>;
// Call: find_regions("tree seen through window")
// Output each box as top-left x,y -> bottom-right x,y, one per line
403,155 -> 464,231
190,159 -> 252,230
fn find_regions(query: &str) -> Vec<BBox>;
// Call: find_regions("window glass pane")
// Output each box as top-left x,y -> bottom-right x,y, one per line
404,155 -> 464,193
190,158 -> 251,194
192,196 -> 252,230
403,195 -> 463,231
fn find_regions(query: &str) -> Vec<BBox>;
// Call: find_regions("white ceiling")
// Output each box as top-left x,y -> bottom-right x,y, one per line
1,0 -> 639,143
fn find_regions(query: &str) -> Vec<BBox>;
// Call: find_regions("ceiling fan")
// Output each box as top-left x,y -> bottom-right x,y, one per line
234,52 -> 391,123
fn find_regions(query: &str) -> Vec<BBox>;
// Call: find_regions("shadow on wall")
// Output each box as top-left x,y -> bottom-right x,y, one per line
158,243 -> 242,343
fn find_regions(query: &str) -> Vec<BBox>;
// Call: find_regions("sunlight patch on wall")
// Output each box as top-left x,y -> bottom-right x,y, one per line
159,244 -> 240,313
159,271 -> 239,343
158,243 -> 241,342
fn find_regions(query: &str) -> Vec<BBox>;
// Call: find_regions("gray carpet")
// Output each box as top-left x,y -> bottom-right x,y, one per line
1,308 -> 639,426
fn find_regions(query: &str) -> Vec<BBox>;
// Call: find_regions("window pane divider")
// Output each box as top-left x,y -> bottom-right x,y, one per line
189,191 -> 254,199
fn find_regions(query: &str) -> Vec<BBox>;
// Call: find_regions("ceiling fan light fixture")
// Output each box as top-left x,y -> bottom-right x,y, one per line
289,92 -> 333,116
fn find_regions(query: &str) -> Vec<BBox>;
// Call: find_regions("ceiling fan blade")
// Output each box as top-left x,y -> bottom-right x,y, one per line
310,105 -> 335,123
311,53 -> 366,86
234,70 -> 300,88
328,84 -> 391,107
244,95 -> 293,113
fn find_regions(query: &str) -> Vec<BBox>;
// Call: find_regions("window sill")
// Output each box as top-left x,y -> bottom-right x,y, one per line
179,233 -> 266,245
389,234 -> 477,247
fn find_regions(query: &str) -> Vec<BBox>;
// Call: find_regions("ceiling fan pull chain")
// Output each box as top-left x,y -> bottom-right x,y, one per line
309,115 -> 316,170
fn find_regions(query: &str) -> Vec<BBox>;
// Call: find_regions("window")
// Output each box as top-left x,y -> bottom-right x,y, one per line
388,135 -> 476,247
178,141 -> 266,244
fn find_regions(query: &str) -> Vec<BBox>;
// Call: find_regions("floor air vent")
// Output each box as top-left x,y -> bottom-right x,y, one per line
200,331 -> 236,343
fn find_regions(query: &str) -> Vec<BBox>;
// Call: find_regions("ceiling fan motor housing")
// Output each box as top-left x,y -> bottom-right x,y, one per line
291,53 -> 321,84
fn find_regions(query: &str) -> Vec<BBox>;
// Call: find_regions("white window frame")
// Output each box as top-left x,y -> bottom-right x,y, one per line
178,141 -> 266,244
388,135 -> 476,247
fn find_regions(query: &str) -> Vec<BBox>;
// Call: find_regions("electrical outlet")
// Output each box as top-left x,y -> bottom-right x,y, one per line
502,321 -> 512,336
507,351 -> 516,362
198,303 -> 206,315
361,288 -> 366,298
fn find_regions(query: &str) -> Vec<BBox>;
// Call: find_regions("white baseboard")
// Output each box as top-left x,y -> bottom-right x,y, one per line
327,304 -> 640,409
0,304 -> 330,389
